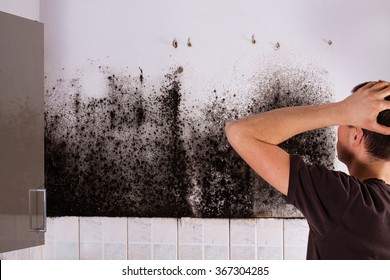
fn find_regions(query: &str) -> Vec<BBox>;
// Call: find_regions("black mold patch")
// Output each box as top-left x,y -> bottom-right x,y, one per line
45,63 -> 335,218
45,67 -> 192,217
183,94 -> 254,218
248,66 -> 336,217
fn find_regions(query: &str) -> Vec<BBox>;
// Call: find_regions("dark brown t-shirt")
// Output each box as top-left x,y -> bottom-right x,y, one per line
287,154 -> 390,259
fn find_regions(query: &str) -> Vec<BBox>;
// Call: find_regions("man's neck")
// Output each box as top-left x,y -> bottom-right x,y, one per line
348,159 -> 390,184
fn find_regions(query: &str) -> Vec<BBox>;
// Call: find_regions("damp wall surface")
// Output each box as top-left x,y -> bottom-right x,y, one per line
39,0 -> 390,218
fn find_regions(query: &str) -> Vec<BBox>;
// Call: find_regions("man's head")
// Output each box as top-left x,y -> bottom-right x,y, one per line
337,81 -> 390,165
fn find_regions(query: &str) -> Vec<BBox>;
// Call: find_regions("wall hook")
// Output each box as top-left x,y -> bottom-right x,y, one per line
172,38 -> 178,48
275,41 -> 281,50
187,37 -> 192,47
327,39 -> 333,45
251,34 -> 256,44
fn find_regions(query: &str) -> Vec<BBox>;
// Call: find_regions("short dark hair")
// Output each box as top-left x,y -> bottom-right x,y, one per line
352,82 -> 390,160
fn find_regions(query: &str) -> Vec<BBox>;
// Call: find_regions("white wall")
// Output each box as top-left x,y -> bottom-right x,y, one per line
40,0 -> 390,101
0,0 -> 40,20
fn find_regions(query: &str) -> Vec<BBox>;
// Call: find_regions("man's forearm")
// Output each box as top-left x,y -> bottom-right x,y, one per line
226,102 -> 345,145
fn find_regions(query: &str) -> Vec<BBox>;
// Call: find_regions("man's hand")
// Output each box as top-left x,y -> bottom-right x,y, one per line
340,81 -> 390,135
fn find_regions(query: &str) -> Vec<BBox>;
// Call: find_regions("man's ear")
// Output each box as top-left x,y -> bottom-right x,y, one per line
352,127 -> 364,147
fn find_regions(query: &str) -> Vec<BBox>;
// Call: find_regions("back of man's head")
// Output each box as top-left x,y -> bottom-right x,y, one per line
352,82 -> 390,160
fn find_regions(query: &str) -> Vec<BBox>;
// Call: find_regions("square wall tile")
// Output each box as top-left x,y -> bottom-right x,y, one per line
80,242 -> 102,260
102,217 -> 127,260
284,246 -> 307,260
178,218 -> 203,244
128,244 -> 152,260
203,219 -> 229,245
103,217 -> 127,243
256,219 -> 283,260
204,245 -> 228,260
42,241 -> 56,260
56,242 -> 79,260
54,217 -> 79,242
283,219 -> 309,260
256,219 -> 283,247
80,217 -> 102,243
1,251 -> 18,260
80,217 -> 102,260
231,219 -> 256,245
178,218 -> 204,260
153,244 -> 176,260
44,217 -> 79,260
128,218 -> 151,243
203,219 -> 229,260
231,246 -> 255,260
179,245 -> 203,260
152,218 -> 177,244
30,246 -> 43,260
257,246 -> 282,260
152,218 -> 177,260
128,218 -> 153,260
283,219 -> 309,247
104,243 -> 126,260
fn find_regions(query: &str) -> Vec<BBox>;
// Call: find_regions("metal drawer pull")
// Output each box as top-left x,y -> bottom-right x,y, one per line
29,188 -> 47,232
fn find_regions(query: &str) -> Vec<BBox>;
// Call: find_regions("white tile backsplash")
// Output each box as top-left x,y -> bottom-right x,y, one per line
30,245 -> 43,259
104,243 -> 126,260
80,217 -> 103,260
80,217 -> 102,243
178,218 -> 203,244
128,218 -> 151,243
43,217 -> 79,260
152,218 -> 177,244
284,219 -> 309,247
204,219 -> 229,245
257,218 -> 283,246
231,219 -> 256,245
257,246 -> 282,260
153,244 -> 177,260
283,219 -> 309,260
128,243 -> 152,260
56,241 -> 79,260
231,246 -> 256,260
103,217 -> 127,242
3,218 -> 309,260
178,245 -> 203,260
102,217 -> 127,260
54,217 -> 79,242
205,245 -> 229,260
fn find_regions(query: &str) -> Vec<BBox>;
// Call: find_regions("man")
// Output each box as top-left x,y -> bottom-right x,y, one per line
225,81 -> 390,259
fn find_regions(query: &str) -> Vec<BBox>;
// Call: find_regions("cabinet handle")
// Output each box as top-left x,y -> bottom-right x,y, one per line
29,188 -> 47,232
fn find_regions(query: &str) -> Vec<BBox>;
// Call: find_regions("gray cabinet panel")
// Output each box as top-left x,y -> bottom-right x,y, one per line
0,11 -> 44,253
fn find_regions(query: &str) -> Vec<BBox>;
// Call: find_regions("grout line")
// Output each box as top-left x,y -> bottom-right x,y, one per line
176,218 -> 179,260
151,218 -> 154,260
255,218 -> 258,260
202,219 -> 205,260
101,217 -> 104,260
228,219 -> 231,260
126,217 -> 129,260
282,219 -> 285,260
78,217 -> 81,260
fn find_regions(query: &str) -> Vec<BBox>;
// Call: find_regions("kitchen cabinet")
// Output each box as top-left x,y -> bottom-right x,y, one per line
0,11 -> 45,253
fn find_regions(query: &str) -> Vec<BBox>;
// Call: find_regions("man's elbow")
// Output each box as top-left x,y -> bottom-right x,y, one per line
225,120 -> 243,145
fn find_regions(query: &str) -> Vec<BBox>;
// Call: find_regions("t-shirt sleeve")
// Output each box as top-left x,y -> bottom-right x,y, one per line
287,154 -> 356,237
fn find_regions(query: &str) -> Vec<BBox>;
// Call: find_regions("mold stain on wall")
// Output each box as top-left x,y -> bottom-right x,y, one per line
45,62 -> 335,218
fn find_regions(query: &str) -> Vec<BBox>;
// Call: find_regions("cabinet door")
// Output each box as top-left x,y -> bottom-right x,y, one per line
0,11 -> 45,253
